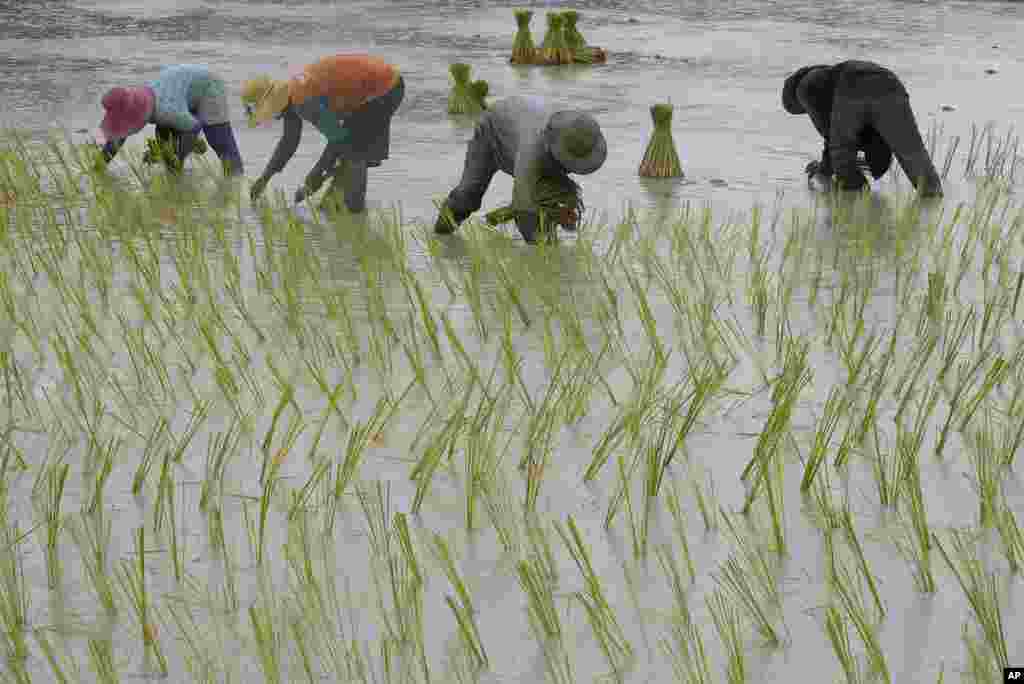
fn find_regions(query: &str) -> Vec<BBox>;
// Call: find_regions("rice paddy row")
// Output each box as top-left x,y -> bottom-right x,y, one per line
0,125 -> 1021,682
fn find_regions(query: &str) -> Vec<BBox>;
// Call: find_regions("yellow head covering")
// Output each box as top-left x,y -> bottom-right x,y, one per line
240,75 -> 291,127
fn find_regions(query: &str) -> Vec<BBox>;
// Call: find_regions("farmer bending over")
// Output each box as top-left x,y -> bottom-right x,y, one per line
242,54 -> 404,212
782,60 -> 942,197
98,65 -> 244,176
435,96 -> 607,244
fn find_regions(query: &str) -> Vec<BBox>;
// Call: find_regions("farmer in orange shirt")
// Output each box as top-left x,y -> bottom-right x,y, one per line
242,55 -> 404,212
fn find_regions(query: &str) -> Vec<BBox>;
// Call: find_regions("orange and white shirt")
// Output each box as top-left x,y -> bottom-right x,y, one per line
288,55 -> 400,114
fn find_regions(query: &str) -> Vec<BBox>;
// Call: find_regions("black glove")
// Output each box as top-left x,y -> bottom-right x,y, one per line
250,175 -> 270,201
516,211 -> 544,244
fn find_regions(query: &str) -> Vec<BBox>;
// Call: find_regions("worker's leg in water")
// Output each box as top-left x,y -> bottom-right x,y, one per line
202,122 -> 244,176
828,97 -> 870,193
870,94 -> 942,197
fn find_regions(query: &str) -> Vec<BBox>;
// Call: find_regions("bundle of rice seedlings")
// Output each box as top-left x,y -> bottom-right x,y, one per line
485,175 -> 584,233
571,47 -> 608,65
562,10 -> 587,49
510,9 -> 538,64
539,13 -> 572,65
142,135 -> 207,170
448,63 -> 484,115
469,80 -> 490,111
638,103 -> 683,177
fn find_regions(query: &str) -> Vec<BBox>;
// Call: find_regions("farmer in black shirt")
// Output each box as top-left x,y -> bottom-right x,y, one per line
783,60 -> 942,197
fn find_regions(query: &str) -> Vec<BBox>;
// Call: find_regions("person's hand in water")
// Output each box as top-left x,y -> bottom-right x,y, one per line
558,206 -> 579,230
805,159 -> 831,191
250,175 -> 269,201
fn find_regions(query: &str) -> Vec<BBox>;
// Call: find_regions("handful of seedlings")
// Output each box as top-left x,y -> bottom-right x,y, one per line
448,63 -> 490,115
143,135 -> 207,171
485,174 -> 584,233
639,103 -> 683,177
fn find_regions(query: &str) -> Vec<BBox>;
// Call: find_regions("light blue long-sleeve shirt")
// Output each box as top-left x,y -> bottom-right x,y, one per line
147,64 -> 225,132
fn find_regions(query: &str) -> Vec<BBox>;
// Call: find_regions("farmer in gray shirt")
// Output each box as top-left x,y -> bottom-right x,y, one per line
435,96 -> 607,243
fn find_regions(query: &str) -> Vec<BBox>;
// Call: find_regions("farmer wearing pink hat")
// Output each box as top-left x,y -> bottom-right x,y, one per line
99,64 -> 243,176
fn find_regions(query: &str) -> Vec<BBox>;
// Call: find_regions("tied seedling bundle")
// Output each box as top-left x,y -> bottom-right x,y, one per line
485,175 -> 584,233
470,80 -> 490,111
539,12 -> 573,65
143,135 -> 207,172
448,63 -> 488,115
510,9 -> 537,64
639,103 -> 683,177
561,10 -> 607,63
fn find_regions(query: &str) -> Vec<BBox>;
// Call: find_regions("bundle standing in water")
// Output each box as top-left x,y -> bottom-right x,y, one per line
448,63 -> 487,115
470,80 -> 490,110
638,103 -> 683,177
562,11 -> 586,49
539,13 -> 573,65
510,9 -> 537,64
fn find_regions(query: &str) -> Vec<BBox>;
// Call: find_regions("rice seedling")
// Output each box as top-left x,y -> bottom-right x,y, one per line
539,12 -> 573,66
639,104 -> 684,178
717,511 -> 787,647
87,636 -> 120,684
993,494 -> 1024,574
34,458 -> 69,588
664,476 -> 697,583
839,508 -> 885,619
431,532 -> 489,669
517,552 -> 573,684
510,9 -> 538,64
250,598 -> 283,684
0,503 -> 30,663
82,430 -> 116,512
555,516 -> 633,681
935,528 -> 1009,669
823,601 -> 863,684
33,627 -> 79,684
966,412 -> 1003,530
69,512 -> 117,615
830,559 -> 890,682
801,386 -> 849,492
707,589 -> 746,684
256,411 -> 302,565
116,526 -> 168,676
741,336 -> 812,553
448,63 -> 487,116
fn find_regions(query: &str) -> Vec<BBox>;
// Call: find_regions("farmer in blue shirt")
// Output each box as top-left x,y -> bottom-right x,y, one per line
97,64 -> 243,176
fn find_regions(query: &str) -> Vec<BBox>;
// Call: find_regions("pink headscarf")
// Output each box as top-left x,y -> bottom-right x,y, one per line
100,86 -> 155,141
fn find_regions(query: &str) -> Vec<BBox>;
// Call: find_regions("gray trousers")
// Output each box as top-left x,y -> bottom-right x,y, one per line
830,93 -> 942,195
321,159 -> 370,213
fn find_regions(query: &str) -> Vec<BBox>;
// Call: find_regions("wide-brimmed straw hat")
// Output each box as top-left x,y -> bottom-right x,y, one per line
545,110 -> 607,175
240,75 -> 291,127
100,86 -> 155,141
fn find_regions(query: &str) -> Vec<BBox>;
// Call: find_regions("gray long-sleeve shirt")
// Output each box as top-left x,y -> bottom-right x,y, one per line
481,96 -> 572,214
